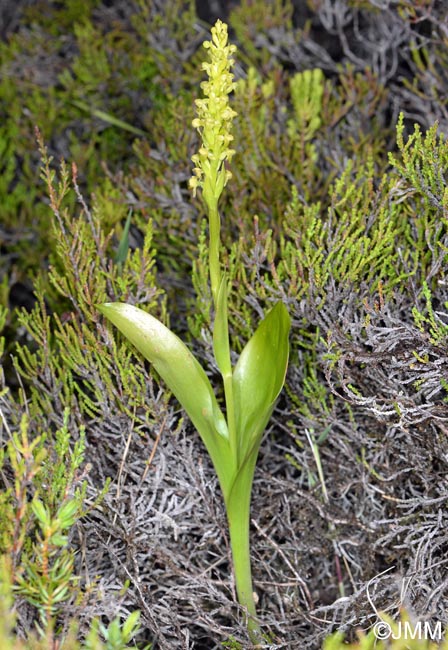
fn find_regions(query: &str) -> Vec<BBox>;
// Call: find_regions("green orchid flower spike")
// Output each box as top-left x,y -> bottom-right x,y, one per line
98,20 -> 290,645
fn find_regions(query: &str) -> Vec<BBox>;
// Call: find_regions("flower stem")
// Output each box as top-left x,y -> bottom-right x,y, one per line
208,200 -> 221,306
207,198 -> 239,463
226,454 -> 262,645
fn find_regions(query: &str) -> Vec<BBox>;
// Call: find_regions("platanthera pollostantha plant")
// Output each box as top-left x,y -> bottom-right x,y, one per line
98,20 -> 290,644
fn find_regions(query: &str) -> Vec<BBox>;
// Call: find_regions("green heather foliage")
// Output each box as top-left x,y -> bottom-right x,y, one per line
0,0 -> 167,285
0,143 -> 157,645
0,404 -> 142,649
12,131 -> 162,418
0,130 -> 162,645
1,0 -> 448,647
413,281 -> 448,347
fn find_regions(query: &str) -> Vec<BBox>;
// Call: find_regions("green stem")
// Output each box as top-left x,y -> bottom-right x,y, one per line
208,200 -> 221,306
226,455 -> 262,645
205,167 -> 261,643
207,193 -> 238,462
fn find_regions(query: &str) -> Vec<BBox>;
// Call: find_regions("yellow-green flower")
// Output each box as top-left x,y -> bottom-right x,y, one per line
189,20 -> 237,208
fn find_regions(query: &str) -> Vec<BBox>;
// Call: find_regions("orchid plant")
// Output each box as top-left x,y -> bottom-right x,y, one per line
98,20 -> 290,644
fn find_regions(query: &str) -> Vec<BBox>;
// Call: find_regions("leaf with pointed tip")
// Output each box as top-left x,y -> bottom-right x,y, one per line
232,301 -> 290,462
98,303 -> 235,490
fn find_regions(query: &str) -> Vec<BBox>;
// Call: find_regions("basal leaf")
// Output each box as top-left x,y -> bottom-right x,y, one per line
232,301 -> 290,461
98,303 -> 235,489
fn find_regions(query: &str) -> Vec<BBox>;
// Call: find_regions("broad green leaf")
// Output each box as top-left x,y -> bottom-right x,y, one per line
213,275 -> 231,377
232,301 -> 290,461
98,303 -> 235,491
